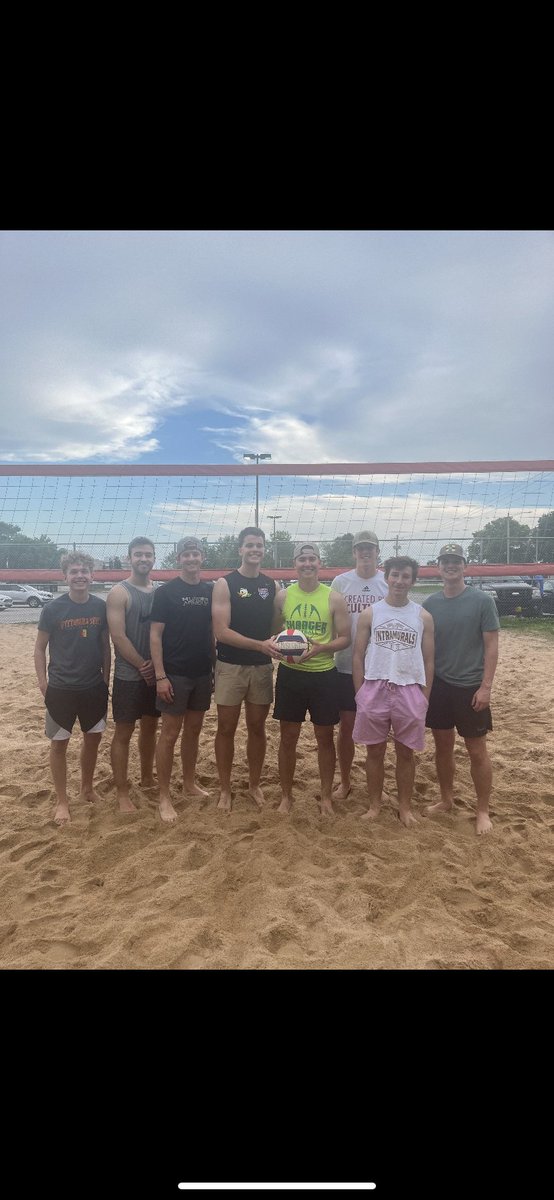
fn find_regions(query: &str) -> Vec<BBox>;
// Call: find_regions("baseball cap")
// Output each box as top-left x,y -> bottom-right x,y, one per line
293,541 -> 321,559
352,530 -> 379,547
176,536 -> 204,555
438,542 -> 466,562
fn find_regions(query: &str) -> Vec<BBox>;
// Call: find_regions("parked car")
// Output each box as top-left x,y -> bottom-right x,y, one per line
466,576 -> 541,616
540,579 -> 554,615
0,583 -> 53,608
0,594 -> 14,610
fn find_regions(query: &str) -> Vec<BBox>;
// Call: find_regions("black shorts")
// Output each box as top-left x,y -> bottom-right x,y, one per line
273,664 -> 340,726
112,677 -> 159,723
155,672 -> 212,715
336,671 -> 356,713
45,680 -> 109,738
425,676 -> 493,739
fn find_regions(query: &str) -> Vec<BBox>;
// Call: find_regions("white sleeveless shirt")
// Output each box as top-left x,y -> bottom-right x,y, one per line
364,599 -> 426,685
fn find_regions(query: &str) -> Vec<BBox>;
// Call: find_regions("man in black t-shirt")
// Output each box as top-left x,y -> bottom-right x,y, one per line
150,537 -> 214,823
34,551 -> 111,827
212,527 -> 283,812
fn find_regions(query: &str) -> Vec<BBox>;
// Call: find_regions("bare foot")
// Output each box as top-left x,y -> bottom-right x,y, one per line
424,799 -> 453,815
158,797 -> 178,823
277,796 -> 293,814
247,785 -> 265,809
183,782 -> 211,798
332,782 -> 351,800
117,792 -> 137,814
361,805 -> 381,821
54,801 -> 71,826
79,789 -> 102,804
398,809 -> 418,828
320,799 -> 335,817
217,791 -> 232,813
476,811 -> 493,835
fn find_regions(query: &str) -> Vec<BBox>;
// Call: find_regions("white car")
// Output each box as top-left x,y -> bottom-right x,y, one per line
0,594 -> 14,610
0,583 -> 53,608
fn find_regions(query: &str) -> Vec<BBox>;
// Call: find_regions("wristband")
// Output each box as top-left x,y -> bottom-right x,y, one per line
156,675 -> 168,681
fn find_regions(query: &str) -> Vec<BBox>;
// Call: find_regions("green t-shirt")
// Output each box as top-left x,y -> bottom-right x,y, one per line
422,587 -> 500,687
282,581 -> 335,672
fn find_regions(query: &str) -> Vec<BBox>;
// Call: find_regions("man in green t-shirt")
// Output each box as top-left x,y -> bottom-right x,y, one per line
422,543 -> 500,835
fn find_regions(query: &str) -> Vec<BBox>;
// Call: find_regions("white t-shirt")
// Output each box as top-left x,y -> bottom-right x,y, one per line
364,598 -> 426,686
331,568 -> 388,674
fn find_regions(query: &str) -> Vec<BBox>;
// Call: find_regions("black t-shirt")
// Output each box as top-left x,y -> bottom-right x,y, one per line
150,577 -> 213,678
217,570 -> 277,667
38,593 -> 107,690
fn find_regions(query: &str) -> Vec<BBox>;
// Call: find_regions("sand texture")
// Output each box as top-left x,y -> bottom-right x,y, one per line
0,625 -> 553,969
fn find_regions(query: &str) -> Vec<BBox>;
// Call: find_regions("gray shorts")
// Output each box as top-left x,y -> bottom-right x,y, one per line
155,672 -> 212,715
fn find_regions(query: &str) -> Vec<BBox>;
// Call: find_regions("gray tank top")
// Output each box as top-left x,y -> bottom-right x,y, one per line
114,581 -> 156,681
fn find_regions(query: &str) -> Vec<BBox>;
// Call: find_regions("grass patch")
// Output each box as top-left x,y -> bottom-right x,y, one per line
499,616 -> 554,638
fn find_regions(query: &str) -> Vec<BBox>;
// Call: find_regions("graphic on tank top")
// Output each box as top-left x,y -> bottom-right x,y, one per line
286,597 -> 328,639
373,618 -> 418,651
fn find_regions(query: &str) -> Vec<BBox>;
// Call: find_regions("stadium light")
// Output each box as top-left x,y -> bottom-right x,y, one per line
267,514 -> 283,566
243,452 -> 271,527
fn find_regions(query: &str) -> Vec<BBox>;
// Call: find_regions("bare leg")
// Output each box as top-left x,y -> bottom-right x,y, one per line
465,735 -> 493,834
277,720 -> 301,812
215,704 -> 241,811
314,724 -> 337,815
79,732 -> 103,803
181,709 -> 209,796
361,741 -> 387,820
244,700 -> 270,807
333,709 -> 356,798
394,740 -> 418,828
425,728 -> 456,814
155,712 -> 183,822
111,722 -> 137,812
138,714 -> 159,787
50,739 -> 71,825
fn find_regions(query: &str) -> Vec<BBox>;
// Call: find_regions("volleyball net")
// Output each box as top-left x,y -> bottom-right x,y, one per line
0,460 -> 553,581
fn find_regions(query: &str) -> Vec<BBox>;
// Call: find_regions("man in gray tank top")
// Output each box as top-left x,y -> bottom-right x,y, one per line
107,537 -> 159,812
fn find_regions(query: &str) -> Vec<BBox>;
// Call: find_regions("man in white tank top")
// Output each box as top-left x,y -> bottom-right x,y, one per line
352,557 -> 434,828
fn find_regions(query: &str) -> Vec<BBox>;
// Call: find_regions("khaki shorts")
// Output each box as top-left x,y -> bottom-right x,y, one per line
214,660 -> 274,706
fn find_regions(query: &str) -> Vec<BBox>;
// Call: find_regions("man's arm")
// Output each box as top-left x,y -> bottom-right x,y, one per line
420,610 -> 435,699
34,630 -> 50,697
352,608 -> 372,694
212,577 -> 283,659
472,629 -> 499,711
106,584 -> 155,684
150,620 -> 174,703
101,627 -> 111,685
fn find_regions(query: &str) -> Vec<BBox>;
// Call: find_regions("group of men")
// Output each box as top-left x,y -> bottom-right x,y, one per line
34,527 -> 500,835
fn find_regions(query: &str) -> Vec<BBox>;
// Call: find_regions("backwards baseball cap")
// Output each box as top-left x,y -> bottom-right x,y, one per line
352,529 -> 379,548
293,540 -> 321,559
176,536 -> 204,555
438,542 -> 466,562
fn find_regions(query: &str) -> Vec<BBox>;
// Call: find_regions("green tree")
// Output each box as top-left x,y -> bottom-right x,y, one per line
531,510 -> 554,561
0,522 -> 66,569
466,517 -> 532,563
323,533 -> 354,567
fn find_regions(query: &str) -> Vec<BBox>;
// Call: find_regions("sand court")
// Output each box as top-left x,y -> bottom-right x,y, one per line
0,623 -> 553,969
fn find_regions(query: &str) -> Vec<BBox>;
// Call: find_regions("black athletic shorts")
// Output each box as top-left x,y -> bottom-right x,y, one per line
273,664 -> 340,726
336,671 -> 356,713
425,676 -> 493,739
112,677 -> 159,723
45,680 -> 109,738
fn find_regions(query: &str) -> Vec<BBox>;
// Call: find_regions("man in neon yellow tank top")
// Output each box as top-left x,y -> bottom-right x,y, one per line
272,542 -> 350,815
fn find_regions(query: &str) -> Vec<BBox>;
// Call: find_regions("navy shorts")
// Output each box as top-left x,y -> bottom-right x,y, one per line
273,664 -> 340,726
425,676 -> 493,739
112,677 -> 159,723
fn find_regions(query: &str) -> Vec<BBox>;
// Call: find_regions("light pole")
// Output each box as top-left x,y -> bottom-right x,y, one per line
267,513 -> 283,567
243,452 -> 271,528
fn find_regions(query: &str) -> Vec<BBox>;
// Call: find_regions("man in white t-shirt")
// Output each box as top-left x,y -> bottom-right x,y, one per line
352,556 -> 434,828
331,530 -> 388,799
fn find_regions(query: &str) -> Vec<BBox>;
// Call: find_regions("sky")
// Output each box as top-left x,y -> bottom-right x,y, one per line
1,229 -> 553,556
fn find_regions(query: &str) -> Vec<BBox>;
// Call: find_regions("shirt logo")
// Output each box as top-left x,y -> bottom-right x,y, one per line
258,587 -> 269,599
238,588 -> 251,599
374,620 -> 417,651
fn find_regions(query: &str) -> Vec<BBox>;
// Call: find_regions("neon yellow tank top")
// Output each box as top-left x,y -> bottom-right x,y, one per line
281,582 -> 335,672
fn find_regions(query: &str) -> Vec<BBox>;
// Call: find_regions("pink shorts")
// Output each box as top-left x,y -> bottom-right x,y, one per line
353,679 -> 428,751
